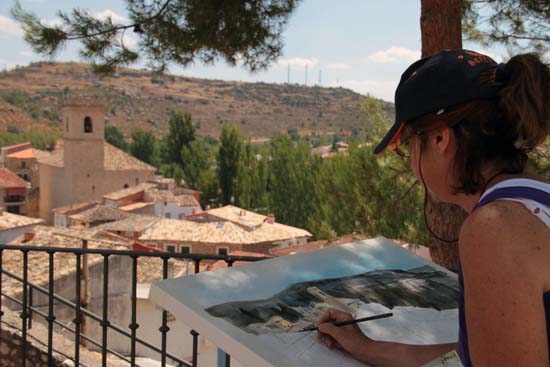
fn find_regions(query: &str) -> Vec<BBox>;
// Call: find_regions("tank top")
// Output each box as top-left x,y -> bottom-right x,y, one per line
457,179 -> 550,366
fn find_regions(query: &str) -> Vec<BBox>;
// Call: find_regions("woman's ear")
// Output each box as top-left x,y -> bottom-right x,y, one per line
433,127 -> 453,154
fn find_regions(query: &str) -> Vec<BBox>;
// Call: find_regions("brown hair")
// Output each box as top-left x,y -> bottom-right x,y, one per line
408,53 -> 549,195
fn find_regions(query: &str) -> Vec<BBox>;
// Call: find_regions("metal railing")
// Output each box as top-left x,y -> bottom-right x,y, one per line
0,244 -> 268,367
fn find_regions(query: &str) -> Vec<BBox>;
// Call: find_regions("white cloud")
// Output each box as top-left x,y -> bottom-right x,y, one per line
0,16 -> 23,37
329,79 -> 397,102
18,51 -> 34,58
325,63 -> 351,70
368,47 -> 420,64
91,9 -> 128,24
476,50 -> 503,63
40,18 -> 64,27
121,33 -> 137,47
277,57 -> 319,69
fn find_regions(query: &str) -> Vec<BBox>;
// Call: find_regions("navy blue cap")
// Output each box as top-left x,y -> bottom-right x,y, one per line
374,49 -> 505,155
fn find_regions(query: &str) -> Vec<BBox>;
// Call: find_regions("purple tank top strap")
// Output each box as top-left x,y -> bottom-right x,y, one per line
457,184 -> 550,367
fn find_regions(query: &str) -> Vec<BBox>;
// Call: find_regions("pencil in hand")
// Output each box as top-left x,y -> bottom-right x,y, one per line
298,312 -> 393,332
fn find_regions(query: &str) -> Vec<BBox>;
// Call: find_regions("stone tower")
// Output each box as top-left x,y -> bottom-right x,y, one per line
60,99 -> 107,204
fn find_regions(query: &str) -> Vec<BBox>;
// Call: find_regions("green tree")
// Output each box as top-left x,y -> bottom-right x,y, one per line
235,139 -> 269,210
105,125 -> 127,151
129,128 -> 157,165
164,111 -> 196,167
13,0 -> 302,73
268,134 -> 319,228
181,137 -> 213,189
308,97 -> 426,244
217,125 -> 244,205
462,0 -> 549,55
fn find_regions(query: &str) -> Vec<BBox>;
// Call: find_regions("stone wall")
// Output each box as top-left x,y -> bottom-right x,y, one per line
0,316 -> 66,367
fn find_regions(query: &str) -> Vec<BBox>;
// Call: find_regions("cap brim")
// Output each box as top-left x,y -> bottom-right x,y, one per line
373,121 -> 405,156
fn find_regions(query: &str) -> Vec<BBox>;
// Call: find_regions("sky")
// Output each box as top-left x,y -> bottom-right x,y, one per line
0,0 -> 506,102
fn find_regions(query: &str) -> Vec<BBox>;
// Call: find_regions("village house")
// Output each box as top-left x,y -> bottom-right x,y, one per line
0,143 -> 46,217
137,214 -> 309,256
187,205 -> 312,247
67,204 -> 133,228
0,207 -> 43,243
103,178 -> 202,218
0,167 -> 30,215
93,214 -> 160,240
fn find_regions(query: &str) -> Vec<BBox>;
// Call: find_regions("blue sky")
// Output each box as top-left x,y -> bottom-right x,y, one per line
0,0 -> 506,101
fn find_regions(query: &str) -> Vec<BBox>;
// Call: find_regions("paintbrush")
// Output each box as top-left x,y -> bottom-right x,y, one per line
298,312 -> 393,332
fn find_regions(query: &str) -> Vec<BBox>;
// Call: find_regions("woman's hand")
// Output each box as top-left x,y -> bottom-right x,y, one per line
316,308 -> 373,361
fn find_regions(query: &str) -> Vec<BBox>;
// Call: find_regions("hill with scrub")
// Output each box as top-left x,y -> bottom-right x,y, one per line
0,61 -> 394,140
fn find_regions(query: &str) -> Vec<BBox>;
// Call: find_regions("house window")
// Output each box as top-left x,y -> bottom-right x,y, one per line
21,161 -> 26,169
166,245 -> 176,253
84,116 -> 93,133
165,213 -> 171,218
180,246 -> 191,255
217,247 -> 229,256
123,184 -> 129,189
135,178 -> 139,185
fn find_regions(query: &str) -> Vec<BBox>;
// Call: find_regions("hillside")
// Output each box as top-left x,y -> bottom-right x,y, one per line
0,62 -> 394,139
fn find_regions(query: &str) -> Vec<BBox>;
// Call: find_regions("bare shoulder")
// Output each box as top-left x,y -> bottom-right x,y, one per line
459,200 -> 549,287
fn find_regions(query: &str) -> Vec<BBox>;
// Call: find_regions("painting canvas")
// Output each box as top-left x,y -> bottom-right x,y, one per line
149,237 -> 460,367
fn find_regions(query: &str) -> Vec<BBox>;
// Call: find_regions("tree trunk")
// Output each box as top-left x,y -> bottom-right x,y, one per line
420,0 -> 465,270
421,0 -> 463,57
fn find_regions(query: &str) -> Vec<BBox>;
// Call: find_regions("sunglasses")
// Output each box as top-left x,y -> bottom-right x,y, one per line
391,129 -> 422,158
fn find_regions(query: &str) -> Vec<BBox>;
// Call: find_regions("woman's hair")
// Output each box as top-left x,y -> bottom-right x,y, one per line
408,53 -> 549,195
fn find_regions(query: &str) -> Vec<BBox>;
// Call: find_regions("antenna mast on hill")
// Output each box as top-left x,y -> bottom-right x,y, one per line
287,63 -> 290,84
305,65 -> 308,86
318,70 -> 322,86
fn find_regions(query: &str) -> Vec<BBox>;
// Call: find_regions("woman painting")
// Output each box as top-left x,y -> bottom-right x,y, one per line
317,49 -> 550,367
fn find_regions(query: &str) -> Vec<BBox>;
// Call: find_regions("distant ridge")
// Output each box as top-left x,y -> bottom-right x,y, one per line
0,62 -> 394,139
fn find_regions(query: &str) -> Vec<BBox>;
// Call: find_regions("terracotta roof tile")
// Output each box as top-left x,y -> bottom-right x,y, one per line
94,215 -> 160,233
37,143 -> 156,172
5,148 -> 35,159
203,205 -> 268,228
69,205 -> 132,224
118,202 -> 155,211
0,212 -> 43,231
103,183 -> 157,201
0,167 -> 28,188
139,218 -> 267,245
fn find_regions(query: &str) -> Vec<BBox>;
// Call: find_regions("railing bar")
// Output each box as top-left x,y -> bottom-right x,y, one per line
101,255 -> 109,367
0,244 -> 269,262
20,250 -> 29,367
160,257 -> 169,367
28,286 -> 33,330
191,330 -> 199,367
130,256 -> 139,367
0,249 -> 3,354
1,294 -> 153,367
74,253 -> 82,366
2,267 -> 186,362
47,252 -> 56,367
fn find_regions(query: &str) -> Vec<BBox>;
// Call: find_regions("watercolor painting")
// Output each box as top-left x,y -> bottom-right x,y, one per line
150,237 -> 461,367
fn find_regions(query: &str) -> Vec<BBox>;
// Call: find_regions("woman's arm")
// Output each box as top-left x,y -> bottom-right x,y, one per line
317,308 -> 457,367
460,201 -> 550,367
